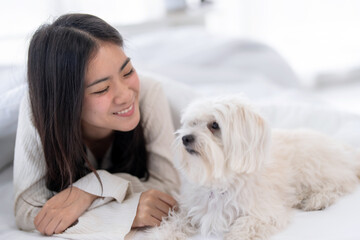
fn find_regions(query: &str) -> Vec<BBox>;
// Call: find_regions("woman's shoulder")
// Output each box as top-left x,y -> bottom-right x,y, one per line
18,91 -> 35,125
139,73 -> 166,106
138,73 -> 171,127
139,74 -> 163,98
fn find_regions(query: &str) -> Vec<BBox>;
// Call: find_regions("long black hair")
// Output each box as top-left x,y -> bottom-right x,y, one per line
27,13 -> 148,193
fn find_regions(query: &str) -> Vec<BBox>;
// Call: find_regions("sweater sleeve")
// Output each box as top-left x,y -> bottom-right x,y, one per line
13,94 -> 52,231
139,76 -> 181,195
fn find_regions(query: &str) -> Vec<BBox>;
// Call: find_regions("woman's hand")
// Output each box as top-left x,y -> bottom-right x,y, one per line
132,189 -> 177,228
34,187 -> 98,235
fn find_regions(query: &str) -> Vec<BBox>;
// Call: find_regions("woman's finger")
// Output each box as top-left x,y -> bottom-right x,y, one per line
54,219 -> 69,234
156,191 -> 177,208
149,206 -> 168,222
154,198 -> 173,215
44,216 -> 61,236
147,214 -> 162,227
34,208 -> 46,227
36,213 -> 54,235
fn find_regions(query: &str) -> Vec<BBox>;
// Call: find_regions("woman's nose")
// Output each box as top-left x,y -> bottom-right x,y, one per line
113,80 -> 132,105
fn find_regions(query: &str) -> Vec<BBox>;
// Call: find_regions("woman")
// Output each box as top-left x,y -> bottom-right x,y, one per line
13,13 -> 180,239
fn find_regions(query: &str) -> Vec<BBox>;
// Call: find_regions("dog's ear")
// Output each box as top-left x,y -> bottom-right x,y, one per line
223,103 -> 271,174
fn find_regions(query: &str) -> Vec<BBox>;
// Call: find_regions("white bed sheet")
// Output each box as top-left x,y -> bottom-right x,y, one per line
0,167 -> 59,240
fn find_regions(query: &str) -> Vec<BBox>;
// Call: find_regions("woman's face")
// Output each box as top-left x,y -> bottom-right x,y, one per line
82,42 -> 140,140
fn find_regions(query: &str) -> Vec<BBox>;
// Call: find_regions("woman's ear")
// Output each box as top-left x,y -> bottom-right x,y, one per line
224,103 -> 271,174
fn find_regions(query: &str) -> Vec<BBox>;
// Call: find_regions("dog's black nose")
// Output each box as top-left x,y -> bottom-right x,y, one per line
182,135 -> 195,146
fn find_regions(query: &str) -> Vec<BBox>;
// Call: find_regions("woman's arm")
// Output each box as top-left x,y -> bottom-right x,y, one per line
13,95 -> 96,233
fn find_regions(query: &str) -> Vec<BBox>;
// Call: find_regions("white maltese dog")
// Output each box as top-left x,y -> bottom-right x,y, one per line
147,96 -> 360,240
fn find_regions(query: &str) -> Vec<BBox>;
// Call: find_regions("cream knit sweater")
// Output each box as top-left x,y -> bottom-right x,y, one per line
13,75 -> 180,240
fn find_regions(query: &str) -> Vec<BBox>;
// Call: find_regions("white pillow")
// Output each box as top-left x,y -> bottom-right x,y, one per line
0,66 -> 26,95
0,84 -> 27,170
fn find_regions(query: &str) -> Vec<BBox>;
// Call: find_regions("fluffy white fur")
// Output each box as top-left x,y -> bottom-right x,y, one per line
147,96 -> 360,240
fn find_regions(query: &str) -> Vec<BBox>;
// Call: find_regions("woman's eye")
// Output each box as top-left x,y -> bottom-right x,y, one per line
211,121 -> 220,130
92,86 -> 109,95
123,68 -> 134,77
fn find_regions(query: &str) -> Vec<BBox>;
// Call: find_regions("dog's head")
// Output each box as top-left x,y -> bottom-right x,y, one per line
174,95 -> 271,187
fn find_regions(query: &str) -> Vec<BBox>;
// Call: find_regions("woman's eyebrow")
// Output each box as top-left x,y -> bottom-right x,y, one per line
87,57 -> 131,88
120,57 -> 131,71
87,77 -> 109,88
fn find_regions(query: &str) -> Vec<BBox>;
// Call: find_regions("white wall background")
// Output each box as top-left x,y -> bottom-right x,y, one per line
206,0 -> 360,86
0,0 -> 167,65
0,0 -> 359,87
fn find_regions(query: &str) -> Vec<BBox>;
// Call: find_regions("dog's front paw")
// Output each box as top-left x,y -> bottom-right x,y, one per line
224,215 -> 282,240
297,191 -> 342,211
225,230 -> 266,240
224,229 -> 266,240
224,231 -> 248,240
224,224 -> 259,240
144,227 -> 187,240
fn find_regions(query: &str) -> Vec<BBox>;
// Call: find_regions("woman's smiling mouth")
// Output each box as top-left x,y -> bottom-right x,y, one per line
113,103 -> 135,117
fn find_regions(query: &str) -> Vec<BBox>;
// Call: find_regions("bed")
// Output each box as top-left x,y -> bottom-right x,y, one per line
1,25 -> 360,240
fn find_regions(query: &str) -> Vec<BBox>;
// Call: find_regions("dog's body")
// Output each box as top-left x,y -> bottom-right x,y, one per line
149,96 -> 360,240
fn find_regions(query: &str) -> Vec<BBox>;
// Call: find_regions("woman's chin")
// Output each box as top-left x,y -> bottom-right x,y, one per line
116,109 -> 141,132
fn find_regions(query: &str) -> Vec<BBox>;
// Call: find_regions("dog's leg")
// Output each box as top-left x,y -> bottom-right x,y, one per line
144,209 -> 197,240
224,217 -> 280,240
296,183 -> 358,211
224,209 -> 291,240
294,169 -> 359,211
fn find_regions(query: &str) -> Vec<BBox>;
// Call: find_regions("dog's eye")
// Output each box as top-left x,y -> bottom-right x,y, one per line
211,122 -> 220,130
208,121 -> 220,135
